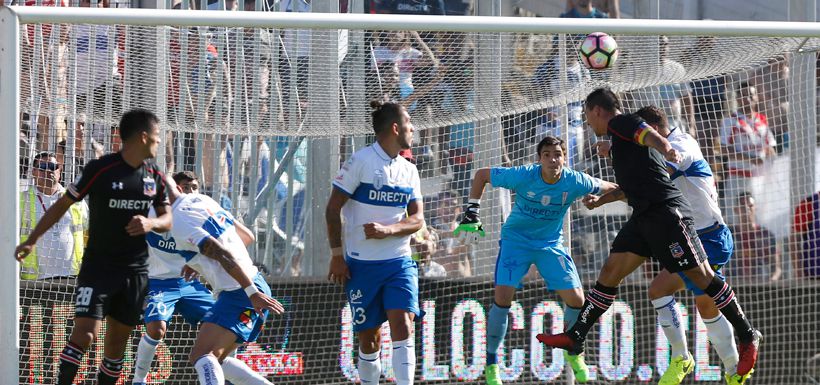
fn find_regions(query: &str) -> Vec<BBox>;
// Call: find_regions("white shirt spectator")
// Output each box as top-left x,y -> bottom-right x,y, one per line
73,24 -> 118,95
720,112 -> 776,177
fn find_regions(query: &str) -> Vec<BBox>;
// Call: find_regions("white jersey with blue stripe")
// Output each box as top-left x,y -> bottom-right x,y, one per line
146,207 -> 197,279
332,142 -> 422,261
170,193 -> 258,295
666,127 -> 724,230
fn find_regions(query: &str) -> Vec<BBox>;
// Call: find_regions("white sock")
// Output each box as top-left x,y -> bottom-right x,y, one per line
358,349 -> 381,385
132,334 -> 160,383
221,356 -> 272,385
194,354 -> 224,385
704,314 -> 739,374
652,296 -> 689,359
391,338 -> 416,385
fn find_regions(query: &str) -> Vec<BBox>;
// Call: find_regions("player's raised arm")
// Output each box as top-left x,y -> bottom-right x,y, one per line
15,194 -> 75,261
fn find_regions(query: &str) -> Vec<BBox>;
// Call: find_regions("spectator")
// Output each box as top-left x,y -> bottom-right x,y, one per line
565,0 -> 619,18
752,57 -> 790,152
19,152 -> 88,280
411,226 -> 446,278
791,191 -> 820,279
372,31 -> 438,114
560,0 -> 609,18
732,192 -> 781,281
445,88 -> 476,202
720,82 -> 777,223
429,191 -> 471,277
686,36 -> 724,174
74,0 -> 122,124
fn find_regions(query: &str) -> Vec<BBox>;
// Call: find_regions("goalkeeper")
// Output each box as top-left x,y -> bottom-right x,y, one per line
454,136 -> 618,385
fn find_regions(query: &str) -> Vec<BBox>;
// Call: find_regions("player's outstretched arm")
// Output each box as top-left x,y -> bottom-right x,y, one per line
15,195 -> 74,260
584,187 -> 626,210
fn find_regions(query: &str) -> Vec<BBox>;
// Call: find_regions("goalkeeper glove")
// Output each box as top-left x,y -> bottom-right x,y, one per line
454,199 -> 485,245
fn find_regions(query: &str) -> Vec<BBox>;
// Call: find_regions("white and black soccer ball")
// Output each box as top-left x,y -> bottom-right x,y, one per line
578,32 -> 619,70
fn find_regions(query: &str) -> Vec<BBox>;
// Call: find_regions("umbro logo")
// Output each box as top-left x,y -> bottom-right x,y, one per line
526,191 -> 535,198
112,182 -> 124,190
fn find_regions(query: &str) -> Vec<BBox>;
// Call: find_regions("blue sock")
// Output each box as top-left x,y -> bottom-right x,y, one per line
564,304 -> 582,330
486,303 -> 511,365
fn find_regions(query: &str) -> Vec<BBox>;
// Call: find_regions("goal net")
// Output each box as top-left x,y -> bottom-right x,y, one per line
6,7 -> 820,384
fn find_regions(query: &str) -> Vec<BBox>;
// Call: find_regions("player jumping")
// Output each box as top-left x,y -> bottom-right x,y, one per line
536,88 -> 761,380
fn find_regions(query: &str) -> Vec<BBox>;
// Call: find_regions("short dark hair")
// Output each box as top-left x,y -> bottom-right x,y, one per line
119,109 -> 159,142
737,191 -> 755,205
370,99 -> 404,135
173,170 -> 198,184
635,105 -> 668,130
585,87 -> 621,113
536,135 -> 566,156
32,151 -> 57,167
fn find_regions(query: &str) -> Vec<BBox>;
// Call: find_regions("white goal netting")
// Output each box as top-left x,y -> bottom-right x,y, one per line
12,8 -> 820,385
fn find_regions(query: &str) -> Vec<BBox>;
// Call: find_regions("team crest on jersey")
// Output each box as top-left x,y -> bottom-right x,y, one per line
239,309 -> 254,328
143,177 -> 157,197
669,242 -> 685,259
541,195 -> 551,206
373,170 -> 385,190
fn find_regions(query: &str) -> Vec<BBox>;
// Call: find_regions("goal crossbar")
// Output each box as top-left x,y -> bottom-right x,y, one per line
6,6 -> 820,37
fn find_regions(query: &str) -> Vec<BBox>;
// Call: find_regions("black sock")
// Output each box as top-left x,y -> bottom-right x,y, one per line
97,356 -> 124,385
568,282 -> 617,341
57,342 -> 84,385
704,277 -> 754,342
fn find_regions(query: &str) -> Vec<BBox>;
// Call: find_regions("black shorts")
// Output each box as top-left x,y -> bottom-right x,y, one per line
74,264 -> 148,326
610,201 -> 708,273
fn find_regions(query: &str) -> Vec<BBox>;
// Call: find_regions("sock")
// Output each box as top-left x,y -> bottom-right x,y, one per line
392,338 -> 416,385
97,356 -> 124,385
57,342 -> 84,385
195,354 -> 225,385
222,356 -> 272,385
703,277 -> 754,342
704,314 -> 740,374
652,296 -> 689,359
568,282 -> 617,341
486,303 -> 511,365
564,304 -> 582,330
358,349 -> 381,385
133,334 -> 160,383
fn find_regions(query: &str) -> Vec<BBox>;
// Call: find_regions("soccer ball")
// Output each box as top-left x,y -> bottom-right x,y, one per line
578,32 -> 619,70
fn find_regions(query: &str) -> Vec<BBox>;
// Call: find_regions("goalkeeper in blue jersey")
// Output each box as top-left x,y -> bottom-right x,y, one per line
454,136 -> 618,384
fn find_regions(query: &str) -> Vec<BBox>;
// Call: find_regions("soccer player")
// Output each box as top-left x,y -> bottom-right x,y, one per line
168,177 -> 284,385
454,135 -> 618,384
132,171 -> 216,385
15,109 -> 171,385
536,88 -> 761,379
326,99 -> 424,385
589,105 -> 749,385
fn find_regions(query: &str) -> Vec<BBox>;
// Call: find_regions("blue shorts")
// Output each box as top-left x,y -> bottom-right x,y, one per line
495,241 -> 581,291
679,223 -> 734,295
202,273 -> 272,343
144,278 -> 215,325
345,256 -> 420,332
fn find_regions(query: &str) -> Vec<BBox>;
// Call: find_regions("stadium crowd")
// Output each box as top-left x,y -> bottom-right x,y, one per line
12,0 -> 818,282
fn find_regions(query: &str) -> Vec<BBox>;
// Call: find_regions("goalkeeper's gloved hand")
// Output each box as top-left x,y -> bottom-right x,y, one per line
454,199 -> 485,245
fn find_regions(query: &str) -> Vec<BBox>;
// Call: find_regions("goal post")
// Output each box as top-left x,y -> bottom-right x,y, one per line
0,6 -> 21,385
5,5 -> 820,384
